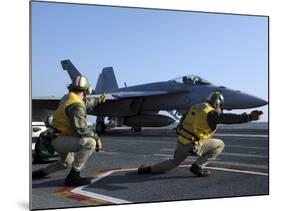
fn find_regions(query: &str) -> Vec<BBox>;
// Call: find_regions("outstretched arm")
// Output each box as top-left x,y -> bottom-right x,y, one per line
207,110 -> 262,129
84,95 -> 106,109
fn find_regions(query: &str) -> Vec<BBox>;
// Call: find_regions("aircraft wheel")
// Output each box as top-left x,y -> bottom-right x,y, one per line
96,122 -> 105,134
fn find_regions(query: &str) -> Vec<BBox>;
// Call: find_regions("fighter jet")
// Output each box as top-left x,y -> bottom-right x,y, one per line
56,59 -> 267,133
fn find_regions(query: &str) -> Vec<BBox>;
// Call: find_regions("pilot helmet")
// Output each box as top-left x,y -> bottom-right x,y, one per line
206,91 -> 224,108
68,75 -> 92,95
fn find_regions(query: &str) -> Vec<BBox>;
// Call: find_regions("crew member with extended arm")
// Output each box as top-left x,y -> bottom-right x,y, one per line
32,75 -> 106,186
138,91 -> 262,176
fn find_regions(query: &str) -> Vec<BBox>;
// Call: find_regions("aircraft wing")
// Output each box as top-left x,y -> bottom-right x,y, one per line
89,89 -> 189,101
32,96 -> 61,104
86,94 -> 116,100
32,97 -> 61,122
86,91 -> 174,100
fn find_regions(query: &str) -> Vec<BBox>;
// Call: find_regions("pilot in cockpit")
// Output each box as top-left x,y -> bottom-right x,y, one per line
183,76 -> 193,84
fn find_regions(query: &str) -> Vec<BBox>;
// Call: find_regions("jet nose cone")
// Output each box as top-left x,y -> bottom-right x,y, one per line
223,90 -> 268,110
256,98 -> 268,107
243,94 -> 268,108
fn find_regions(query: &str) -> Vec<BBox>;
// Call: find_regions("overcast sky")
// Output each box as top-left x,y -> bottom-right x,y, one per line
31,2 -> 268,121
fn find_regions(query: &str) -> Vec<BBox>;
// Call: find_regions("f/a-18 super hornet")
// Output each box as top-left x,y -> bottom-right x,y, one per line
32,60 -> 268,133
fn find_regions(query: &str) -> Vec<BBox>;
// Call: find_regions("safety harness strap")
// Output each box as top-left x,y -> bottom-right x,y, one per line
176,126 -> 200,142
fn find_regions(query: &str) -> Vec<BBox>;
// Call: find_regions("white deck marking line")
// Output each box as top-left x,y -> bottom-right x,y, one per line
226,145 -> 267,150
105,138 -> 175,144
161,144 -> 267,151
157,151 -> 268,158
99,150 -> 120,155
221,152 -> 268,158
206,166 -> 268,176
71,170 -> 132,204
161,144 -> 268,151
179,164 -> 268,176
72,188 -> 131,204
215,133 -> 268,138
154,153 -> 174,157
71,171 -> 113,194
71,164 -> 267,204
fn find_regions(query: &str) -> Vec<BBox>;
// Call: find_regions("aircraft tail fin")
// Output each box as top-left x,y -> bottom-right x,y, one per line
95,67 -> 118,94
61,59 -> 82,81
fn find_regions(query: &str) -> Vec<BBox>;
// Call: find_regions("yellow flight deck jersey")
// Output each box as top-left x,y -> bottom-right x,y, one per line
51,92 -> 86,135
178,102 -> 216,145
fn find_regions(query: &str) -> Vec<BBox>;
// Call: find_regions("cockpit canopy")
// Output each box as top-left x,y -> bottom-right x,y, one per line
170,75 -> 212,85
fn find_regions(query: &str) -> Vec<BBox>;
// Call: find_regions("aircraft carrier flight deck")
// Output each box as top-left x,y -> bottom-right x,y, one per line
31,123 -> 269,210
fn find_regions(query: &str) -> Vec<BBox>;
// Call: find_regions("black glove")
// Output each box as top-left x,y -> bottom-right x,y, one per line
97,95 -> 106,103
249,110 -> 263,121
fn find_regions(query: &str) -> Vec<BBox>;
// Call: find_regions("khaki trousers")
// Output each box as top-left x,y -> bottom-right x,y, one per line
151,138 -> 225,173
43,135 -> 96,174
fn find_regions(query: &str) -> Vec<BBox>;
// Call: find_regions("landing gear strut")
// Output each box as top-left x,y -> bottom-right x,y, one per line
96,116 -> 105,134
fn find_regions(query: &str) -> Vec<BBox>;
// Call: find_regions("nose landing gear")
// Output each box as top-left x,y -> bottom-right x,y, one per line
131,127 -> 142,133
96,116 -> 106,134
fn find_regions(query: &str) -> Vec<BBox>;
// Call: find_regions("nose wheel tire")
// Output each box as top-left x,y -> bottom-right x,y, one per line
96,122 -> 105,134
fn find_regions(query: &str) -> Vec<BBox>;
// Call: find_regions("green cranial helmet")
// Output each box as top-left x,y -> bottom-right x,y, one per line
206,91 -> 224,108
68,75 -> 93,95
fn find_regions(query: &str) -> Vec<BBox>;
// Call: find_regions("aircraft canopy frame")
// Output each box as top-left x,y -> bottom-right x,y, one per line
170,75 -> 212,85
